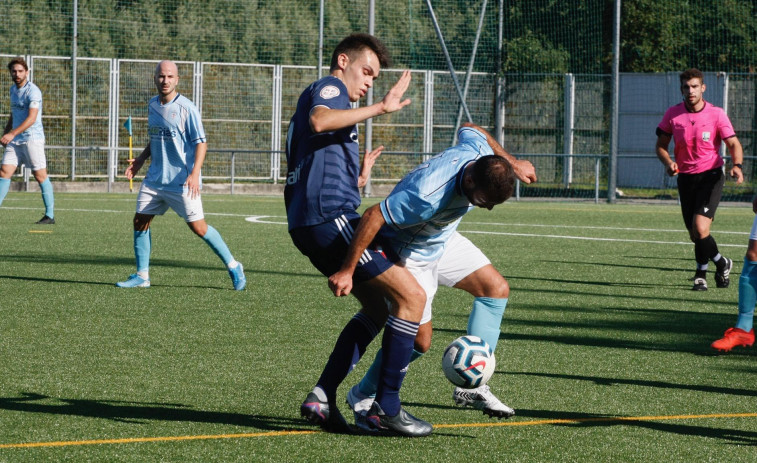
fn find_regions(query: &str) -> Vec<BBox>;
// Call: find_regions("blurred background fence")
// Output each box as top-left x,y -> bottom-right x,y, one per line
1,0 -> 755,201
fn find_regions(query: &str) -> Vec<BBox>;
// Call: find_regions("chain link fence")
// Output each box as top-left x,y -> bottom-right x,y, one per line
1,1 -> 755,200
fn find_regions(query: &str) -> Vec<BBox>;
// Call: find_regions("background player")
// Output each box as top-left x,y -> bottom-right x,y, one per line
0,57 -> 55,224
116,60 -> 245,291
655,68 -> 743,291
286,33 -> 431,437
711,195 -> 757,352
328,123 -> 536,428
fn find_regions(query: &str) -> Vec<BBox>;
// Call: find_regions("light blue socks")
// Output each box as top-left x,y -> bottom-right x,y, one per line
201,225 -> 234,265
0,178 -> 9,206
134,229 -> 151,274
40,177 -> 54,218
467,297 -> 508,351
736,258 -> 757,331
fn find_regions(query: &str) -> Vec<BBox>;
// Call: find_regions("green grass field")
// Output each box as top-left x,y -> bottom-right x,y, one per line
0,192 -> 755,462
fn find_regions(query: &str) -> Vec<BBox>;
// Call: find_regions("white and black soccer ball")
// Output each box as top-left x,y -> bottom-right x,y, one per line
441,335 -> 495,389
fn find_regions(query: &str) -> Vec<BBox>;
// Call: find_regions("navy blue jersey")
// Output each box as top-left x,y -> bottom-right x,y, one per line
285,76 -> 361,231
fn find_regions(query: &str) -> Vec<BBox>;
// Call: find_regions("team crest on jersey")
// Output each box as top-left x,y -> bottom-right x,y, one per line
702,131 -> 710,142
320,85 -> 340,99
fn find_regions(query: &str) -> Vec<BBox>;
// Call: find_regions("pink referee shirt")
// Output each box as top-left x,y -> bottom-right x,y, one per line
657,101 -> 736,174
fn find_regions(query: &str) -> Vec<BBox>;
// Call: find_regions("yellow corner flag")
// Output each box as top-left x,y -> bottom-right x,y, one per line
123,116 -> 133,192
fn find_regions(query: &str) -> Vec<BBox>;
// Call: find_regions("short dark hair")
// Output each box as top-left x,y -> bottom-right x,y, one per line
680,68 -> 704,84
329,33 -> 391,72
471,155 -> 516,204
8,57 -> 28,71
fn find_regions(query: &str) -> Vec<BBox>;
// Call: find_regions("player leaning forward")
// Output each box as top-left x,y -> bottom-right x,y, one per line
116,60 -> 245,290
329,123 -> 537,424
655,68 -> 744,291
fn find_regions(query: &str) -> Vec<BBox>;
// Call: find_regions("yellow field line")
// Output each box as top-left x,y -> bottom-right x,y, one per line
28,230 -> 53,234
1,413 -> 755,449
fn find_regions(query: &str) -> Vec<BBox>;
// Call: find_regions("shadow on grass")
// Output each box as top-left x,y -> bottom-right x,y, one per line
514,407 -> 757,446
432,324 -> 756,355
512,371 -> 757,398
0,392 -> 303,431
538,259 -> 698,273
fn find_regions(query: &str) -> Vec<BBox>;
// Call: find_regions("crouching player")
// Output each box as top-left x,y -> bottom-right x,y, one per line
329,123 -> 537,429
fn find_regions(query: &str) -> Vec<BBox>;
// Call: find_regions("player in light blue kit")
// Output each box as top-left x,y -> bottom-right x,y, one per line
329,123 -> 536,426
0,57 -> 55,224
116,60 -> 245,291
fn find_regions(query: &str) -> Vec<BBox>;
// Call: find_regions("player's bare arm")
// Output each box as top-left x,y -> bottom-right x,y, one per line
125,144 -> 151,179
309,70 -> 412,133
655,133 -> 678,176
461,122 -> 537,184
358,145 -> 384,188
185,142 -> 207,199
328,204 -> 386,297
1,117 -> 12,146
1,107 -> 38,146
725,136 -> 744,184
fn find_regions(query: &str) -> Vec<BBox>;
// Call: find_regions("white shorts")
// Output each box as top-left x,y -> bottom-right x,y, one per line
2,139 -> 46,171
404,232 -> 491,324
750,214 -> 757,241
135,183 -> 205,223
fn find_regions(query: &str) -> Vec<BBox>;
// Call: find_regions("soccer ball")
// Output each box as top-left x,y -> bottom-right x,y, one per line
441,335 -> 495,388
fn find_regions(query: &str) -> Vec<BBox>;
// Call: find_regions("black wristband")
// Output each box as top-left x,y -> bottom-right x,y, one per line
734,163 -> 743,169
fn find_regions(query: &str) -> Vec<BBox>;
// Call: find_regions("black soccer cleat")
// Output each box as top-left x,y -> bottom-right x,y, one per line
35,215 -> 55,225
691,277 -> 708,291
365,401 -> 432,437
715,257 -> 732,288
300,392 -> 352,434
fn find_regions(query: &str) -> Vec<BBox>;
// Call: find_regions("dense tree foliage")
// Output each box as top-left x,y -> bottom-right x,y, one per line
0,0 -> 754,73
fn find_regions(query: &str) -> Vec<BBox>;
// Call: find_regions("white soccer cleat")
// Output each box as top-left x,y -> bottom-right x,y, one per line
453,384 -> 515,419
346,384 -> 376,432
115,273 -> 150,288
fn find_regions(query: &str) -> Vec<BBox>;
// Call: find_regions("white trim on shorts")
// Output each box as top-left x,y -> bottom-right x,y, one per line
135,183 -> 205,223
2,139 -> 46,171
403,231 -> 491,324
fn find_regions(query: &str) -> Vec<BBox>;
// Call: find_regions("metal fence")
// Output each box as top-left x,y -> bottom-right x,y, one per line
2,54 -> 756,200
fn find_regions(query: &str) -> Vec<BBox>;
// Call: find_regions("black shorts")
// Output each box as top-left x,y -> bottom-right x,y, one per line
677,167 -> 725,230
289,214 -> 399,283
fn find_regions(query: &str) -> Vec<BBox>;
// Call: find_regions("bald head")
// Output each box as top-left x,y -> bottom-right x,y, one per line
154,60 -> 179,103
155,60 -> 178,77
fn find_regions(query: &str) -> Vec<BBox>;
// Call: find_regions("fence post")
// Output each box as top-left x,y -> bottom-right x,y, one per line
231,151 -> 236,195
595,157 -> 600,203
423,70 -> 434,161
563,73 -> 575,187
271,65 -> 282,183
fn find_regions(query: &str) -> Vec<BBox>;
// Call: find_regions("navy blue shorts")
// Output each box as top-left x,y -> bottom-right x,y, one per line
289,213 -> 398,283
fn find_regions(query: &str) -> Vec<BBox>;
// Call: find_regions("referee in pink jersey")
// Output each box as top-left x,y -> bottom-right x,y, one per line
656,68 -> 744,291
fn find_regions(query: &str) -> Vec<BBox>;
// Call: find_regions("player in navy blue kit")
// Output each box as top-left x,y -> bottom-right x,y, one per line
286,34 -> 430,437
329,123 -> 536,425
116,60 -> 245,291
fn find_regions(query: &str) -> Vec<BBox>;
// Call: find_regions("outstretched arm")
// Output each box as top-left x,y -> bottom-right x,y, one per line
310,70 -> 412,133
461,122 -> 537,184
328,204 -> 386,297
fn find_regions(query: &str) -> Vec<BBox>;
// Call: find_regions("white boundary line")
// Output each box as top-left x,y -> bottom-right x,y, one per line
3,206 -> 747,247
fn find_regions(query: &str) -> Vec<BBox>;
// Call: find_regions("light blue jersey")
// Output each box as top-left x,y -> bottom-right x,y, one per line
380,126 -> 493,261
143,94 -> 206,192
9,81 -> 44,142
